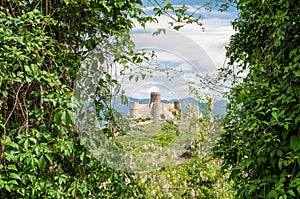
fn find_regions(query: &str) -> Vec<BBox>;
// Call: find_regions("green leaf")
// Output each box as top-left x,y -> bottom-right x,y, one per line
5,184 -> 13,192
0,180 -> 5,186
9,173 -> 21,181
29,137 -> 37,144
294,70 -> 300,77
24,65 -> 31,73
288,190 -> 296,197
271,112 -> 278,121
121,95 -> 128,105
268,190 -> 278,198
173,25 -> 184,31
8,179 -> 18,185
164,2 -> 174,11
61,110 -> 67,126
38,155 -> 46,170
277,149 -> 283,157
7,164 -> 17,171
80,152 -> 85,161
45,154 -> 54,164
66,109 -> 75,124
129,75 -> 134,81
5,141 -> 19,149
24,139 -> 30,150
290,136 -> 300,151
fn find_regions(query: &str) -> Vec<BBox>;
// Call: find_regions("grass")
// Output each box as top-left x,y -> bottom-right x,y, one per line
115,120 -> 198,170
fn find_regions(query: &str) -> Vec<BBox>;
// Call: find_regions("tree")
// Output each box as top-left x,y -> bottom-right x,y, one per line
0,0 -> 151,197
214,0 -> 300,198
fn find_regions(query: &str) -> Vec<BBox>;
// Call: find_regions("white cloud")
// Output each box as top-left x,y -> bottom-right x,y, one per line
131,29 -> 216,72
123,6 -> 237,99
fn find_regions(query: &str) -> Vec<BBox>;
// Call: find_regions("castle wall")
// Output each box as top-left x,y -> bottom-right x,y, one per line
130,92 -> 181,120
130,102 -> 139,118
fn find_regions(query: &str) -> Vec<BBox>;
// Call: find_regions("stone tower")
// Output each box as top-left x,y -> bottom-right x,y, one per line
174,101 -> 181,110
150,92 -> 161,103
150,92 -> 162,119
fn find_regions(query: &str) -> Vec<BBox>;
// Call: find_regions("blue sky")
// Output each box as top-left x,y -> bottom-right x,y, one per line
119,0 -> 238,100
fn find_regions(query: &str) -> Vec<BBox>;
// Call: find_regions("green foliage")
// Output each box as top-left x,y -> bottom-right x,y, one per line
214,0 -> 300,198
154,131 -> 176,146
153,122 -> 178,146
161,122 -> 178,132
0,0 -> 151,197
138,157 -> 234,199
131,117 -> 151,124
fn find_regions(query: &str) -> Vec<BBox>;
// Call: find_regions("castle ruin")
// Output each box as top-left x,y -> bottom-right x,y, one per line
130,92 -> 181,120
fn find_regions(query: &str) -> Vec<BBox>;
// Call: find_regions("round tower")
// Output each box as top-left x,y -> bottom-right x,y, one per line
150,92 -> 162,119
174,101 -> 181,111
150,92 -> 161,103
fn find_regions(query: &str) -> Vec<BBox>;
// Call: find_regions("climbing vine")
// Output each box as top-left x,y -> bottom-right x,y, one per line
214,0 -> 300,198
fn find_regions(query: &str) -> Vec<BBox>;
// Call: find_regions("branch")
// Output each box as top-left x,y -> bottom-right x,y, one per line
0,6 -> 13,17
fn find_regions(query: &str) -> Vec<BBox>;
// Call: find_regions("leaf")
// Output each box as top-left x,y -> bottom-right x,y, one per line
8,179 -> 18,185
5,184 -> 13,192
268,190 -> 278,198
290,136 -> 300,151
288,190 -> 296,197
105,73 -> 111,80
271,112 -> 278,121
29,137 -> 37,144
66,109 -> 75,124
277,149 -> 283,157
152,28 -> 166,36
164,2 -> 174,11
9,173 -> 21,181
61,110 -> 67,126
24,65 -> 31,73
129,75 -> 134,81
5,141 -> 19,149
24,139 -> 30,150
121,95 -> 128,105
141,73 -> 146,80
7,164 -> 17,171
45,154 -> 54,164
294,70 -> 300,77
38,155 -> 46,170
80,152 -> 85,161
173,25 -> 184,31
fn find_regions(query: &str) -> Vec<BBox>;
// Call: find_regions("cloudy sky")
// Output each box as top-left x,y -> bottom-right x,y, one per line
120,1 -> 238,100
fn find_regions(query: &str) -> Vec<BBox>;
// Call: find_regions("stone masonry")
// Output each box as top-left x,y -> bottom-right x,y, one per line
130,92 -> 181,120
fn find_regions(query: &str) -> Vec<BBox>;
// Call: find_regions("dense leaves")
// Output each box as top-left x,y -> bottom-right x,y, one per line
0,0 -> 150,197
214,0 -> 300,198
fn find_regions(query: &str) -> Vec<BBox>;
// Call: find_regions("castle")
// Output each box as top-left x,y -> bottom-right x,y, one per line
130,92 -> 181,120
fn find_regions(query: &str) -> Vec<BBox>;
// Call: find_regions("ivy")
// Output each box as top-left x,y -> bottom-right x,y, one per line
214,0 -> 300,198
0,1 -> 150,197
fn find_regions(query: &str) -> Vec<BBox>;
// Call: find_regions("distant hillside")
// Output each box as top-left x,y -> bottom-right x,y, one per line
112,96 -> 227,116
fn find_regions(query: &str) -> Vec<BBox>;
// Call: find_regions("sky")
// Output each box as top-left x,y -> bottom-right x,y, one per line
119,0 -> 238,100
